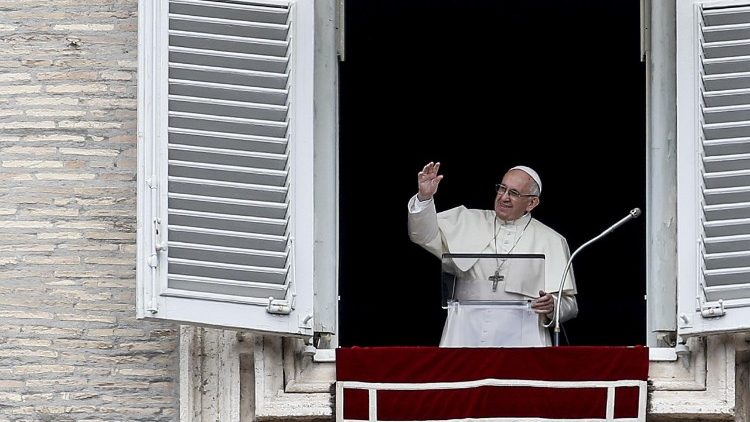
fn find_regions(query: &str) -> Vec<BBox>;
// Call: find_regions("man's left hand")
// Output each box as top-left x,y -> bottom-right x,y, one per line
531,290 -> 554,315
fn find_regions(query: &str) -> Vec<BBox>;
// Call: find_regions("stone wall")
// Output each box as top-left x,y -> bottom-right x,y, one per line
0,1 -> 179,420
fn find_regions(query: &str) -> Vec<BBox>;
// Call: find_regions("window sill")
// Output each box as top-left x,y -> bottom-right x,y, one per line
648,347 -> 677,361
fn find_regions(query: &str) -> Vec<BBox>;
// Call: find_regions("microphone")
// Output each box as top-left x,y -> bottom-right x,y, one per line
547,207 -> 642,346
600,208 -> 641,237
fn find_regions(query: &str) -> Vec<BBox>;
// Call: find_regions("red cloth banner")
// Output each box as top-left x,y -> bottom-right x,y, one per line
336,346 -> 649,421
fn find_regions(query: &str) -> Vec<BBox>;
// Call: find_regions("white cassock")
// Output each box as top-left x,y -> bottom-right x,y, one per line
408,195 -> 578,347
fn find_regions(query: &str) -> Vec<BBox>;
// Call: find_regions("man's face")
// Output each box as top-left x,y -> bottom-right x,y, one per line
494,169 -> 540,221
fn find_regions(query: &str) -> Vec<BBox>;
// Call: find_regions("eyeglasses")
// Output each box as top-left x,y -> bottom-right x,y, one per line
495,184 -> 538,199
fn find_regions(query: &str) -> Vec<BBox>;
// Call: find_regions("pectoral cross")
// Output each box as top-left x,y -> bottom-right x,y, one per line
489,270 -> 504,292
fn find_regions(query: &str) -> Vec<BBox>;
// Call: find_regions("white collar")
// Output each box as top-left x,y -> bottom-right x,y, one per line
497,212 -> 532,227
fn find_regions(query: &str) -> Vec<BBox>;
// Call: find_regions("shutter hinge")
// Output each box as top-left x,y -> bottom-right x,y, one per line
700,299 -> 725,318
146,178 -> 162,314
266,297 -> 292,315
300,313 -> 313,330
149,217 -> 167,264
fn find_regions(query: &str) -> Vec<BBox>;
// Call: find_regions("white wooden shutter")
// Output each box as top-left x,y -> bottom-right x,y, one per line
137,0 -> 316,336
677,0 -> 750,336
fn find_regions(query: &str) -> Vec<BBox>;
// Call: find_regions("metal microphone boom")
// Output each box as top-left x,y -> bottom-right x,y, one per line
549,208 -> 642,346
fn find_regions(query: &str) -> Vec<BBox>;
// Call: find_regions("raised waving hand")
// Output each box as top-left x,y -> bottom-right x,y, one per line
417,161 -> 444,201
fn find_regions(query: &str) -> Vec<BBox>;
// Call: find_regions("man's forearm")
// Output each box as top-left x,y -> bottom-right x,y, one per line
556,294 -> 578,323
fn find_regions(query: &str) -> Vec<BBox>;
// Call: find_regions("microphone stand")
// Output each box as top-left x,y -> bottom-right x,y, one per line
549,208 -> 641,346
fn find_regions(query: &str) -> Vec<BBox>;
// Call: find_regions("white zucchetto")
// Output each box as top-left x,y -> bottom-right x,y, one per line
509,165 -> 542,194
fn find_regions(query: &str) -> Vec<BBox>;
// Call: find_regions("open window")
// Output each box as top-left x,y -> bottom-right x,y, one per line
136,0 -> 336,337
677,0 -> 750,337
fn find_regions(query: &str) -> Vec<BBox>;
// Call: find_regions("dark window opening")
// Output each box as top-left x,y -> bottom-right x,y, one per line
339,0 -> 647,347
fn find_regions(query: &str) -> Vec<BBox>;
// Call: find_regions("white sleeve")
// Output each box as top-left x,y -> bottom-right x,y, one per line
408,194 -> 433,213
407,194 -> 444,258
547,294 -> 578,323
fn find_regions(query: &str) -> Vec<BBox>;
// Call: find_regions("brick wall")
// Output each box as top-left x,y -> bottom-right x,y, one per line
0,1 -> 179,420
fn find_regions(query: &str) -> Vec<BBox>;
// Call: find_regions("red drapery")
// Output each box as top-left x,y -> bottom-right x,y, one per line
336,346 -> 649,421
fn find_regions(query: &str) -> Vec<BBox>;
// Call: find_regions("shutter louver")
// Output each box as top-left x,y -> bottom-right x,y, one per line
678,0 -> 750,336
166,0 -> 292,304
700,5 -> 750,307
138,0 -> 322,335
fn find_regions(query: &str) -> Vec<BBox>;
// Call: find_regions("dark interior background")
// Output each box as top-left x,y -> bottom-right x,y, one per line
338,0 -> 647,347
